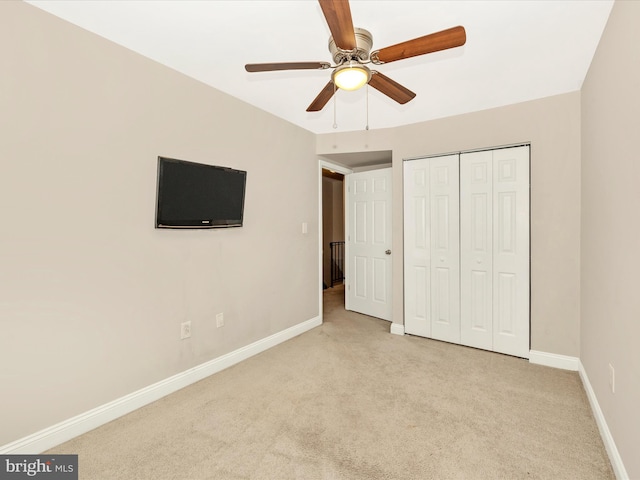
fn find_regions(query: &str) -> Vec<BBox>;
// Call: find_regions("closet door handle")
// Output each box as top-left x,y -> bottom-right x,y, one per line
385,250 -> 392,255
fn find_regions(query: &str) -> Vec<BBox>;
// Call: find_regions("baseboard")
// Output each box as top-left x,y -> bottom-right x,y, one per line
578,362 -> 629,480
0,315 -> 322,455
528,350 -> 579,371
390,323 -> 405,336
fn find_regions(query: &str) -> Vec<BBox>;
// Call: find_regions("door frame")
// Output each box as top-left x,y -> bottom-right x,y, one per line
318,160 -> 353,320
402,142 -> 531,357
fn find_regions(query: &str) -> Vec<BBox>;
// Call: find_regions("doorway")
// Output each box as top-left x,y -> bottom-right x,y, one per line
318,155 -> 394,323
318,160 -> 351,318
321,168 -> 345,290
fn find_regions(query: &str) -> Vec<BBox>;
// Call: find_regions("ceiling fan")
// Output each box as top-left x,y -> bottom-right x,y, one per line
244,0 -> 466,112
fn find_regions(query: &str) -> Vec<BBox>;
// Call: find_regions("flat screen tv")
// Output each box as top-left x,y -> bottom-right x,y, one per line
155,156 -> 247,229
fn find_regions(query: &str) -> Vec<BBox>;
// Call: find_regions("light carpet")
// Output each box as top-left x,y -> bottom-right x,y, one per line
47,286 -> 614,479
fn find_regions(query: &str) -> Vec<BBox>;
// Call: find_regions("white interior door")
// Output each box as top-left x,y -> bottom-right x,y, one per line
346,168 -> 393,321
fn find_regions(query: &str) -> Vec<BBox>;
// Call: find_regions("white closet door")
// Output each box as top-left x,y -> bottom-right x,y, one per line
405,146 -> 529,359
403,154 -> 459,340
429,156 -> 460,343
492,146 -> 529,358
403,159 -> 431,337
460,146 -> 529,357
460,150 -> 494,350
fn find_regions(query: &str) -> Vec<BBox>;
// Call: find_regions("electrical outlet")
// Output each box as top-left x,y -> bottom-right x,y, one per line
181,321 -> 191,340
216,313 -> 224,328
609,363 -> 615,393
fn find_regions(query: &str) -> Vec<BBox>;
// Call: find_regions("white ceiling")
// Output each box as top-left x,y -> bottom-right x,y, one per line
27,0 -> 613,135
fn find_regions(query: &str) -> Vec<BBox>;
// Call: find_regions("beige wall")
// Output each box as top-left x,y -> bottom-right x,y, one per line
317,91 -> 582,357
581,0 -> 640,477
0,2 -> 318,445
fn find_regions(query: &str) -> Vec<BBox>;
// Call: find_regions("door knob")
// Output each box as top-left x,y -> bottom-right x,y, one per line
385,250 -> 392,255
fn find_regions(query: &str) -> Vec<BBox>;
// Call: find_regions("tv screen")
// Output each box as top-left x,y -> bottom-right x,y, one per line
155,156 -> 246,229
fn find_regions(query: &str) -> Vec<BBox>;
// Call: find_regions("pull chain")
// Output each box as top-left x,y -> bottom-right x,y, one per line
365,84 -> 369,131
333,83 -> 337,129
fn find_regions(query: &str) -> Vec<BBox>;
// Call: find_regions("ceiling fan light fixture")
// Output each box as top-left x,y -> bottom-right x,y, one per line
332,62 -> 371,91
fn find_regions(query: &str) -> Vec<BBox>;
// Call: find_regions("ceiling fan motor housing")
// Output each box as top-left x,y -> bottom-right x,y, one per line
329,27 -> 373,64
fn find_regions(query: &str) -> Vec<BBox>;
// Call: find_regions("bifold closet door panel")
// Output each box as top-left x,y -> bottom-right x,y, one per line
492,146 -> 530,358
403,159 -> 431,337
403,154 -> 459,339
460,146 -> 530,357
429,156 -> 460,344
460,150 -> 494,351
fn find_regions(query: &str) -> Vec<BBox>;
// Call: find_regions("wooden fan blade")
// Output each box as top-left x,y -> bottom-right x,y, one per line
371,26 -> 466,64
306,82 -> 336,112
245,62 -> 331,72
368,72 -> 416,104
318,0 -> 356,50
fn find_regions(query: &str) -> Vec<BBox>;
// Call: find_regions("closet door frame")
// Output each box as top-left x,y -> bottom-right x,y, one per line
403,144 -> 530,359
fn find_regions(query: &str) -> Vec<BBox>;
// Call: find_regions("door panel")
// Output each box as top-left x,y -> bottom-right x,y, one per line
496,272 -> 516,335
404,160 -> 431,336
471,271 -> 490,330
346,168 -> 393,321
373,200 -> 387,243
353,255 -> 367,298
497,192 -> 516,253
354,201 -> 367,242
461,150 -> 493,350
434,267 -> 451,322
492,146 -> 529,358
373,257 -> 388,303
404,154 -> 460,339
429,156 -> 460,343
